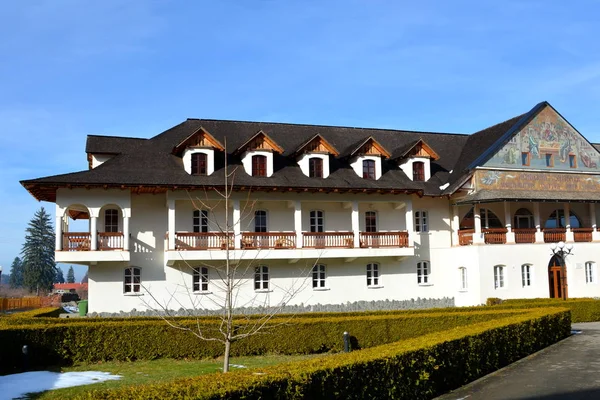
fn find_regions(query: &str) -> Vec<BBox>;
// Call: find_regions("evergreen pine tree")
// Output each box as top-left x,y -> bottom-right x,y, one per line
55,267 -> 65,284
9,257 -> 24,288
67,266 -> 75,283
21,207 -> 56,292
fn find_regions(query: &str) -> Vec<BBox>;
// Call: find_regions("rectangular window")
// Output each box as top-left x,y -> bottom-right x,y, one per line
417,261 -> 430,284
459,267 -> 467,291
310,210 -> 324,233
252,155 -> 267,177
362,159 -> 376,179
193,210 -> 209,233
415,210 -> 428,232
254,210 -> 267,233
124,267 -> 141,293
309,158 -> 323,178
569,154 -> 577,168
254,265 -> 269,290
494,265 -> 505,289
191,153 -> 208,175
312,264 -> 326,289
105,209 -> 119,233
521,264 -> 532,287
193,267 -> 209,292
545,153 -> 554,167
366,263 -> 379,287
365,211 -> 377,233
586,262 -> 596,284
412,162 -> 425,181
521,152 -> 530,166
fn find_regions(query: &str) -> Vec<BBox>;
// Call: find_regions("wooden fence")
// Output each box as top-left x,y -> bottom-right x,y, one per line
0,297 -> 42,312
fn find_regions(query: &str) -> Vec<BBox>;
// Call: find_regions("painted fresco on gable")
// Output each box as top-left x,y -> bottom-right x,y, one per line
483,106 -> 600,171
476,170 -> 600,192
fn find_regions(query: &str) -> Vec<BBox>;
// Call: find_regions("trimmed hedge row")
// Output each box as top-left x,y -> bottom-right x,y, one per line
72,307 -> 571,400
0,309 -> 524,374
491,298 -> 600,322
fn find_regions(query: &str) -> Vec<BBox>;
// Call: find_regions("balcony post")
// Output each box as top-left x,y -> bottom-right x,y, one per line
167,199 -> 175,251
451,205 -> 459,246
232,199 -> 241,249
294,201 -> 302,248
473,204 -> 484,244
504,202 -> 515,244
123,215 -> 130,251
55,215 -> 63,251
352,201 -> 360,248
591,203 -> 600,241
533,203 -> 544,243
90,216 -> 98,251
405,198 -> 414,247
564,203 -> 574,242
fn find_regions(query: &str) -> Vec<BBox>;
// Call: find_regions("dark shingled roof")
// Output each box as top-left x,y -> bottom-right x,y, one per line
23,103 -> 559,202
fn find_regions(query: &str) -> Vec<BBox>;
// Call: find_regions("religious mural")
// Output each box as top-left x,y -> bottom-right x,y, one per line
476,170 -> 600,192
483,106 -> 600,171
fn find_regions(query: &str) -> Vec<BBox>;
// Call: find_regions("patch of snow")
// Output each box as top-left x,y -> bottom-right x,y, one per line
439,182 -> 450,190
0,371 -> 122,399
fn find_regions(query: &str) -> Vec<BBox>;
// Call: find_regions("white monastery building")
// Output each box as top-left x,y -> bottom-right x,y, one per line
21,102 -> 600,313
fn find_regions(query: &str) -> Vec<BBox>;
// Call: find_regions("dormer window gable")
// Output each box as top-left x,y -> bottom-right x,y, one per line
396,139 -> 440,182
294,134 -> 339,179
349,136 -> 390,180
234,130 -> 284,178
174,127 -> 225,176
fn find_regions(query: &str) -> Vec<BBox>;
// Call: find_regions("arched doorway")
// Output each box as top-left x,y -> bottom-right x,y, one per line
548,255 -> 568,299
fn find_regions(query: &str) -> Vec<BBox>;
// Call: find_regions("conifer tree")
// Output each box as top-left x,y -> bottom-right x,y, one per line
21,207 -> 56,292
81,271 -> 88,284
67,266 -> 75,283
55,267 -> 65,284
9,257 -> 24,288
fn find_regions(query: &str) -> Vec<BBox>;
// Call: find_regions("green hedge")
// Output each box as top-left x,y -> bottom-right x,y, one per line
489,298 -> 600,322
71,307 -> 571,400
0,309 -> 524,374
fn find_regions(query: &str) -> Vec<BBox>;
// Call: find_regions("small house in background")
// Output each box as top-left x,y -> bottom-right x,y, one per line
53,283 -> 88,295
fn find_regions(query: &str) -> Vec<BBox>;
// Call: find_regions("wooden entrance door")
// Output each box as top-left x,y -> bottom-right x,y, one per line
548,256 -> 567,299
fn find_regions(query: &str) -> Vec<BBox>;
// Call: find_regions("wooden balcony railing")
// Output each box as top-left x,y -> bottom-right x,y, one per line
174,232 -> 234,250
63,232 -> 92,251
98,232 -> 124,250
513,228 -> 537,244
458,229 -> 474,246
483,228 -> 507,244
241,232 -> 296,249
573,227 -> 593,242
359,231 -> 409,248
303,232 -> 354,249
543,228 -> 566,243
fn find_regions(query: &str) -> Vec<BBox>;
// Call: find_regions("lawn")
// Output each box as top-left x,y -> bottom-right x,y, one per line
28,354 -> 321,399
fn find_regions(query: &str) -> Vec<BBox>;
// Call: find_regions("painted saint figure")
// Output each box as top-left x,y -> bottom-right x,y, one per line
559,135 -> 572,163
528,134 -> 539,158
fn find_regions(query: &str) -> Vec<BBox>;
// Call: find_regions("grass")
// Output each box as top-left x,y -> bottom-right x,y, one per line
28,354 -> 321,399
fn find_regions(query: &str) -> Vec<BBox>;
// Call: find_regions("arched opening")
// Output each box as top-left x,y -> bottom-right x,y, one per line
513,208 -> 534,229
460,207 -> 503,229
544,209 -> 581,229
548,255 -> 567,299
62,204 -> 91,251
99,204 -> 124,250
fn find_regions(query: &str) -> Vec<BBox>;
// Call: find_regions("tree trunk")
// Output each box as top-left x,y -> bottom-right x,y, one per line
223,339 -> 231,373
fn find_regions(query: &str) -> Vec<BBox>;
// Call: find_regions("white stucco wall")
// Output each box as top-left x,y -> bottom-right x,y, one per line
350,155 -> 382,180
399,157 -> 431,181
296,153 -> 330,178
241,150 -> 274,177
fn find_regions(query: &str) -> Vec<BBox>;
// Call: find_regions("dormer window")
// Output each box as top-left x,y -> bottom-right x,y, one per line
363,160 -> 376,179
309,158 -> 323,178
412,161 -> 425,181
191,153 -> 208,175
252,155 -> 267,177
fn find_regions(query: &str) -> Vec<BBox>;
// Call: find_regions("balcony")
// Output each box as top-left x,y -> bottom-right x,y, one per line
514,228 -> 536,244
241,232 -> 296,249
457,227 -> 595,246
303,232 -> 354,249
56,232 -> 129,263
174,232 -> 233,250
359,231 -> 409,248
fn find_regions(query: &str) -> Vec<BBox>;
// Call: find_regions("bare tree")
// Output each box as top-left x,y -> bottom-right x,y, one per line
143,141 -> 317,373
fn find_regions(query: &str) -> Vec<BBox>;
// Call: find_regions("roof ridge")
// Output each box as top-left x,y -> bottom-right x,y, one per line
187,118 -> 467,136
87,134 -> 147,140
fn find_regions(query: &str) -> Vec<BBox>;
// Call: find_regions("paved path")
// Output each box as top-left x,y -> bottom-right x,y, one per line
435,322 -> 600,400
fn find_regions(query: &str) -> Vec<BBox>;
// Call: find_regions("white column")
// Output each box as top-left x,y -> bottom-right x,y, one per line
352,201 -> 360,248
232,199 -> 241,249
451,205 -> 459,246
90,216 -> 98,251
55,215 -> 62,251
534,202 -> 544,243
565,203 -> 574,242
405,198 -> 414,247
123,216 -> 130,251
473,204 -> 484,244
591,204 -> 600,241
294,201 -> 302,248
167,199 -> 175,251
504,202 -> 515,244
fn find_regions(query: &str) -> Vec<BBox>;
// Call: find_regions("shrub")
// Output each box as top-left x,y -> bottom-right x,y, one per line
491,298 -> 600,323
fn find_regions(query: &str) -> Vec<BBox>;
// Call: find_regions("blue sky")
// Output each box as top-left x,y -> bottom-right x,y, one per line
2,1 -> 600,280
